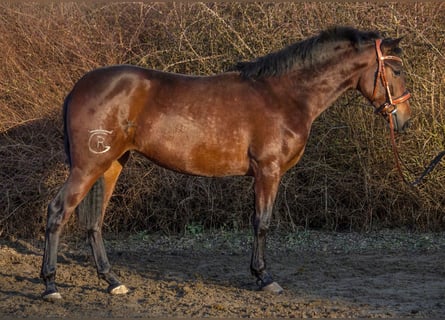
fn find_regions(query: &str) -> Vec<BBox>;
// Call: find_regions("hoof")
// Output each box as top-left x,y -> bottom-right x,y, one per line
261,281 -> 283,294
42,291 -> 62,301
108,284 -> 129,295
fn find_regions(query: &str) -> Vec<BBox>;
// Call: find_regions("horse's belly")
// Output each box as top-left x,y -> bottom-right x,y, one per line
135,111 -> 252,176
144,141 -> 250,177
188,143 -> 250,176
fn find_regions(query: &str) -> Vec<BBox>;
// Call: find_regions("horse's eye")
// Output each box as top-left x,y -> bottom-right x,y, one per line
393,70 -> 401,76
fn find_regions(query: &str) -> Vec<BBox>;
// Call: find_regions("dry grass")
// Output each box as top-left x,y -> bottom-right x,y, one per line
1,2 -> 444,238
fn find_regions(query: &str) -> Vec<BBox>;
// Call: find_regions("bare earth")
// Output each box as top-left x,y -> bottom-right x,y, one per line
1,230 -> 444,318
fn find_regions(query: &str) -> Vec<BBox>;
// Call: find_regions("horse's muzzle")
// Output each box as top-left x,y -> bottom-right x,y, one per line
391,111 -> 410,133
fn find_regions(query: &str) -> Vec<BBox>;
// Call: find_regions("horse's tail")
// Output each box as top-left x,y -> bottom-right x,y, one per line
63,91 -> 104,228
62,91 -> 72,167
77,176 -> 105,228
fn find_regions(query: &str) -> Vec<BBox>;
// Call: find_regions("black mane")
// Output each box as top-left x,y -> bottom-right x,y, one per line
233,26 -> 380,79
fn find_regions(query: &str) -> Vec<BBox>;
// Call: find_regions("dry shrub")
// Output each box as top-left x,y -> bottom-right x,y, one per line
1,2 -> 444,238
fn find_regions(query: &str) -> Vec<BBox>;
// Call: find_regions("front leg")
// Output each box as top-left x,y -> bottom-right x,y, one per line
250,164 -> 283,294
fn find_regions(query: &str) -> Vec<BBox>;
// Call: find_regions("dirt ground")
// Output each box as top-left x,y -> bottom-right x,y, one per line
1,230 -> 444,318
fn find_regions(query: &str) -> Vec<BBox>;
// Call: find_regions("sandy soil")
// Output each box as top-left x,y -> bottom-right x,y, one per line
1,230 -> 444,318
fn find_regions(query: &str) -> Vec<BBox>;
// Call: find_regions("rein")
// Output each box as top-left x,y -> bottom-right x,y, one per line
389,115 -> 445,187
372,39 -> 444,186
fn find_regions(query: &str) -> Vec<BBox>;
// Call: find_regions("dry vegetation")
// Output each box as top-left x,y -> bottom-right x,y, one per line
0,2 -> 444,238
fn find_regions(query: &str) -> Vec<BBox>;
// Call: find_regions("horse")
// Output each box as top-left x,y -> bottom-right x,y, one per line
40,26 -> 411,300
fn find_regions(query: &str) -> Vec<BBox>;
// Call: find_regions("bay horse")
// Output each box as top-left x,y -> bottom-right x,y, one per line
41,27 -> 411,300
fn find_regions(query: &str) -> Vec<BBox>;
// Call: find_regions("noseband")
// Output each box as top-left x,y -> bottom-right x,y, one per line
371,39 -> 411,119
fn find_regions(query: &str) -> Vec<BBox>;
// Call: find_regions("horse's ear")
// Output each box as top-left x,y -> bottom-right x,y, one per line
382,37 -> 404,55
383,37 -> 403,47
393,36 -> 404,46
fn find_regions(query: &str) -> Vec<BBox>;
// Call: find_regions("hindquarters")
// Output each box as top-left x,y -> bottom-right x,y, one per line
64,66 -> 151,172
58,66 -> 151,232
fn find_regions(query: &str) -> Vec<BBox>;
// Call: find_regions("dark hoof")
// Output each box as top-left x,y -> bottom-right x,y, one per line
108,284 -> 129,295
42,290 -> 62,301
261,281 -> 283,294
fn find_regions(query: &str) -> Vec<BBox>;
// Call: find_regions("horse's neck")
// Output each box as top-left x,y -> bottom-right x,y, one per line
279,47 -> 374,121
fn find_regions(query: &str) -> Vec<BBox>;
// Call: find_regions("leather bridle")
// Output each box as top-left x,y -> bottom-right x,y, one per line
371,39 -> 411,124
369,39 -> 445,186
372,39 -> 412,184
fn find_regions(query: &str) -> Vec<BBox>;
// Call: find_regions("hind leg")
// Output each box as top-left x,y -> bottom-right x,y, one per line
87,154 -> 129,294
41,169 -> 101,300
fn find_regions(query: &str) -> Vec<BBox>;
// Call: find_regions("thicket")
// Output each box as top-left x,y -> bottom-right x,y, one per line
1,2 -> 444,238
